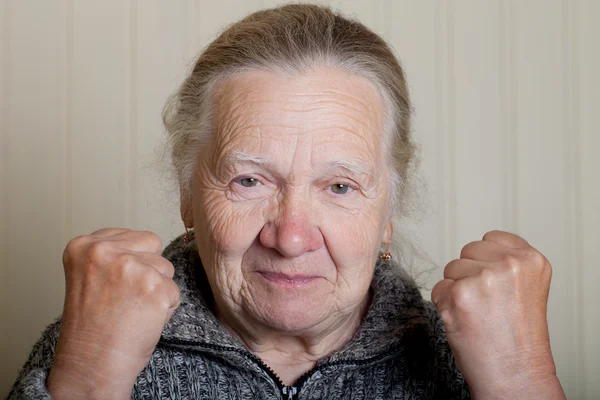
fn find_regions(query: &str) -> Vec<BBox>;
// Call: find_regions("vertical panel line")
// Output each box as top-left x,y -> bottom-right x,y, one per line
560,0 -> 575,392
373,0 -> 389,40
0,0 -> 11,264
128,0 -> 138,229
564,0 -> 583,395
383,0 -> 391,41
498,0 -> 509,231
184,1 -> 198,77
434,0 -> 457,260
0,0 -> 12,353
508,0 -> 519,232
184,1 -> 190,63
434,1 -> 445,261
65,0 -> 73,239
500,0 -> 519,233
446,0 -> 457,258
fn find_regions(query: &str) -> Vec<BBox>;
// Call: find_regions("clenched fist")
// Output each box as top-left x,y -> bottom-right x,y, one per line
432,230 -> 565,399
47,229 -> 181,400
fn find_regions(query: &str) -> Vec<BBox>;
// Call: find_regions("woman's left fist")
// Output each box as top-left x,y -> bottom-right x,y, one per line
432,230 -> 565,399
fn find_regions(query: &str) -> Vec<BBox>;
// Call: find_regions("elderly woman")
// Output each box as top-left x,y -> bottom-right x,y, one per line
9,4 -> 565,400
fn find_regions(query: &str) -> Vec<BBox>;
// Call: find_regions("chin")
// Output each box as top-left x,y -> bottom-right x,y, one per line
251,288 -> 333,333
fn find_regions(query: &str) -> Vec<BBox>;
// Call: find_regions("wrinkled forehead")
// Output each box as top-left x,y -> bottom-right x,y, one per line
210,67 -> 387,165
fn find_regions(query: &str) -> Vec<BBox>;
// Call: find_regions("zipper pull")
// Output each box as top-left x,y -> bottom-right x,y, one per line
282,386 -> 298,399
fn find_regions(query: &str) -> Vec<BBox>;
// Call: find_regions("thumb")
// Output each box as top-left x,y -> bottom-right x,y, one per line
165,301 -> 180,324
431,279 -> 454,311
431,279 -> 457,333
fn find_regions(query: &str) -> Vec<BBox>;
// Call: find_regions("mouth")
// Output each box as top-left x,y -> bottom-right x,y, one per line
257,271 -> 322,287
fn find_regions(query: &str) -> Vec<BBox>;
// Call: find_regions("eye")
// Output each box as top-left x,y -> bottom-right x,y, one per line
239,177 -> 260,188
330,183 -> 351,195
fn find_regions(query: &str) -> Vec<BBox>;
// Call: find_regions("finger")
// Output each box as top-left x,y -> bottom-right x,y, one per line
162,277 -> 181,319
444,258 -> 494,281
432,279 -> 469,335
166,307 -> 177,323
482,230 -> 530,250
460,240 -> 518,262
106,230 -> 163,254
431,278 -> 455,311
90,228 -> 131,238
134,252 -> 175,279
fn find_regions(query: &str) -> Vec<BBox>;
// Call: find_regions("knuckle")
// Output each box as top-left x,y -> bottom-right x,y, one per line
114,253 -> 139,272
140,269 -> 163,294
541,259 -> 552,278
479,268 -> 497,289
482,230 -> 501,240
439,308 -> 454,329
450,282 -> 473,310
168,281 -> 181,302
156,278 -> 180,310
530,250 -> 548,268
164,260 -> 176,277
530,251 -> 552,280
139,231 -> 162,252
63,235 -> 90,265
502,254 -> 522,278
91,227 -> 130,236
87,240 -> 112,263
502,252 -> 551,280
102,253 -> 139,285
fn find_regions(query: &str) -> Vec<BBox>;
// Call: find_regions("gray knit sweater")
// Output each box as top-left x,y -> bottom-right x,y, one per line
8,235 -> 470,399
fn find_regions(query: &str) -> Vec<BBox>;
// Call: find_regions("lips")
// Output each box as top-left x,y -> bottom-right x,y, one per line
258,271 -> 321,287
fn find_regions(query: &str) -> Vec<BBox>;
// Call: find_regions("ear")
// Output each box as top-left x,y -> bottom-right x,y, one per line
383,220 -> 393,245
180,188 -> 194,228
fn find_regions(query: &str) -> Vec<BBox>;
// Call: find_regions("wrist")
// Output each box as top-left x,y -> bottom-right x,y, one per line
466,341 -> 564,399
47,350 -> 137,400
470,373 -> 565,400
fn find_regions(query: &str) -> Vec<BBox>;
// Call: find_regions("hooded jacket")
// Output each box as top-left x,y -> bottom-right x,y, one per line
8,234 -> 470,399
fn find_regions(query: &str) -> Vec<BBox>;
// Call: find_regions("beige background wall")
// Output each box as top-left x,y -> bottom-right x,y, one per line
1,0 -> 598,398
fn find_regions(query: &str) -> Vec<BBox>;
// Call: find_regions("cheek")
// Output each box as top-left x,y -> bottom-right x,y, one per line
325,203 -> 383,255
321,203 -> 385,282
194,187 -> 272,258
193,187 -> 271,304
198,190 -> 262,256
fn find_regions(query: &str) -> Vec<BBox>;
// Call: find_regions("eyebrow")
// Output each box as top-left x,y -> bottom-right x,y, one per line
222,151 -> 272,166
326,159 -> 374,178
221,151 -> 374,182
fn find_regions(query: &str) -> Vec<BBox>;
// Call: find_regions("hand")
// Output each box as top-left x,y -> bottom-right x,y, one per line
431,230 -> 565,399
47,229 -> 181,400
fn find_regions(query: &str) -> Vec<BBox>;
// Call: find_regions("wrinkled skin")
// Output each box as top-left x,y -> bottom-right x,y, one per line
432,231 -> 565,399
182,67 -> 393,383
183,67 -> 565,396
46,66 -> 564,399
47,229 -> 181,399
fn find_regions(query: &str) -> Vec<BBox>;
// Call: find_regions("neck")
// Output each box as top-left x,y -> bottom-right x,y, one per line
216,292 -> 371,386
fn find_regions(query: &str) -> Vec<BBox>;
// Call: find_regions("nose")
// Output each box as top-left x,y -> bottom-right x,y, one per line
259,197 -> 324,258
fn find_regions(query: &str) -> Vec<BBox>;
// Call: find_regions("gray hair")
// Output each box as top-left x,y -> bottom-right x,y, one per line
163,3 -> 423,261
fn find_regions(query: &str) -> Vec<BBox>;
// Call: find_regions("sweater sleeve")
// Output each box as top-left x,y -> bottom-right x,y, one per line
6,319 -> 61,400
424,302 -> 471,400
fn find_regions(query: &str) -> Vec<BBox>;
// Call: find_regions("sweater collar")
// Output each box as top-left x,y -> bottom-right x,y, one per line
159,233 -> 429,361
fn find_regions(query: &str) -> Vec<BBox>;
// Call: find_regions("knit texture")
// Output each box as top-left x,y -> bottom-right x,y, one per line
8,234 -> 470,399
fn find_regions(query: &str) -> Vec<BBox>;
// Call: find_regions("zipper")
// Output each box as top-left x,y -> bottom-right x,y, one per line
159,337 -> 402,400
159,338 -> 297,398
281,386 -> 298,400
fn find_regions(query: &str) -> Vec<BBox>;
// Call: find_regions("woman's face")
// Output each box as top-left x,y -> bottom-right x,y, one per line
186,67 -> 392,333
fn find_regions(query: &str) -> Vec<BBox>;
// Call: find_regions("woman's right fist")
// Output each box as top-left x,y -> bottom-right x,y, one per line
47,229 -> 181,400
